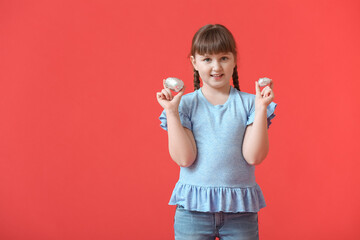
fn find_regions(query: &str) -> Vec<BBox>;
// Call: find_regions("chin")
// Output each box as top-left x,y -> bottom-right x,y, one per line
211,81 -> 230,88
202,78 -> 230,89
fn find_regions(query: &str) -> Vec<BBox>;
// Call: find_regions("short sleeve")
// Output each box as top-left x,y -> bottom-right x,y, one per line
159,104 -> 192,131
247,101 -> 277,128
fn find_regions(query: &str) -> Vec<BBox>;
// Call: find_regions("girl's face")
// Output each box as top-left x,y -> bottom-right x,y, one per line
191,52 -> 236,91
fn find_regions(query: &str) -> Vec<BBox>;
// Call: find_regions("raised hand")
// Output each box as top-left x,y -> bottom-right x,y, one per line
156,79 -> 186,112
255,79 -> 274,109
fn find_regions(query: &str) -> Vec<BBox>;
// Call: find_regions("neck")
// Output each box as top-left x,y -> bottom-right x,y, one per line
201,84 -> 231,97
200,84 -> 231,106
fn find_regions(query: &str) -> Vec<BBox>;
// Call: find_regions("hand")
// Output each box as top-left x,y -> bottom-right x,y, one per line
255,80 -> 274,109
156,79 -> 186,112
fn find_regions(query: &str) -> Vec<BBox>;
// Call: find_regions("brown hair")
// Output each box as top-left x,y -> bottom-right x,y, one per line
191,24 -> 240,91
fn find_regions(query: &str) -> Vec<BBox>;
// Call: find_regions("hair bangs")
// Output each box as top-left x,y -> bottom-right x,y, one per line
191,24 -> 237,57
196,32 -> 233,55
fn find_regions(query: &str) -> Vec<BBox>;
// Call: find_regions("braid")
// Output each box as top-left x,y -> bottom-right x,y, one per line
194,69 -> 200,90
232,65 -> 240,91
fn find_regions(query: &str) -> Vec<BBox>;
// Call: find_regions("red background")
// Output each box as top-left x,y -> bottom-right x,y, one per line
1,0 -> 360,239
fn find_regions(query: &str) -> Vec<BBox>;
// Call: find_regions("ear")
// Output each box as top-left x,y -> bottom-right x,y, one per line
190,56 -> 198,71
232,53 -> 237,67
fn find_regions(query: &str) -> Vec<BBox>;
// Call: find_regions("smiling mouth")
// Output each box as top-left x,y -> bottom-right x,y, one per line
211,74 -> 224,77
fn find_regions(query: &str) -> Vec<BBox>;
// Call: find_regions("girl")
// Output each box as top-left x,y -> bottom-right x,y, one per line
156,24 -> 276,240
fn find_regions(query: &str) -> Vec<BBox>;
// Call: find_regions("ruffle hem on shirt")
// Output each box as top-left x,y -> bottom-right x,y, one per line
247,101 -> 277,128
169,182 -> 266,213
159,111 -> 192,131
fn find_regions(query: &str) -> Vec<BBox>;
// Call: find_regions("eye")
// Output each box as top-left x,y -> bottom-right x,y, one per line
221,56 -> 229,61
203,58 -> 211,62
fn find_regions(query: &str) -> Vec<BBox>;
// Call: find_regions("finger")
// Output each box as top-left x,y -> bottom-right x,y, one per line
261,86 -> 270,95
165,87 -> 173,100
163,79 -> 171,91
261,86 -> 272,97
157,92 -> 166,100
162,79 -> 170,100
264,89 -> 272,98
269,79 -> 274,90
161,89 -> 172,100
269,88 -> 274,99
255,81 -> 261,96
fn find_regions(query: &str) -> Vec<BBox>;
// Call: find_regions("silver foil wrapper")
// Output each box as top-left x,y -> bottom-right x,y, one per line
258,77 -> 272,87
164,77 -> 184,92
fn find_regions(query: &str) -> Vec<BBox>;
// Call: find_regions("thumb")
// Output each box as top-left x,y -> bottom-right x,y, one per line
255,81 -> 261,96
173,86 -> 186,100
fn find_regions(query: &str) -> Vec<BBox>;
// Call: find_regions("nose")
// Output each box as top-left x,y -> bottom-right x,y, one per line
212,60 -> 222,71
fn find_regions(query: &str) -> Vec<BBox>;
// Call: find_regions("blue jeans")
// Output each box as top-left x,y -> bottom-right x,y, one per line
174,205 -> 259,240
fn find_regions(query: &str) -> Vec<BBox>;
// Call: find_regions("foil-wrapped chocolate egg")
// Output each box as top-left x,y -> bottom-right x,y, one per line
164,77 -> 184,92
258,77 -> 272,87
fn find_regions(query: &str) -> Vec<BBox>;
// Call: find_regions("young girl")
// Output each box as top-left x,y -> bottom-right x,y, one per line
156,24 -> 276,240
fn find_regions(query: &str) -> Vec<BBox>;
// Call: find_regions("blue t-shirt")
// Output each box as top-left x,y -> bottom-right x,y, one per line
159,86 -> 277,213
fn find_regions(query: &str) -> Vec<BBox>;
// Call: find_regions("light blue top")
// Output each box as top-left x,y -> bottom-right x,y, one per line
159,86 -> 277,213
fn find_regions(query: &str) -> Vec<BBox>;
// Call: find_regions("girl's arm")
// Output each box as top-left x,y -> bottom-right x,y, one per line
166,110 -> 197,167
242,81 -> 274,165
157,83 -> 197,167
